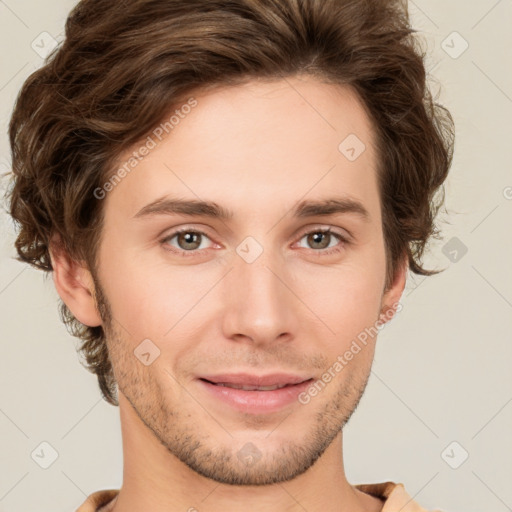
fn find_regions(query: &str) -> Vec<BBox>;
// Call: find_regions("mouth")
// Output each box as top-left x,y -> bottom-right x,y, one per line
196,373 -> 314,414
201,381 -> 294,391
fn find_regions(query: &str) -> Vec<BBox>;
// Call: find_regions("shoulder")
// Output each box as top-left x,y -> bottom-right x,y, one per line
76,489 -> 119,512
354,481 -> 444,512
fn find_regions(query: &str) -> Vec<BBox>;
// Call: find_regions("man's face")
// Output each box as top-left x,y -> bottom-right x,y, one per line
92,75 -> 399,485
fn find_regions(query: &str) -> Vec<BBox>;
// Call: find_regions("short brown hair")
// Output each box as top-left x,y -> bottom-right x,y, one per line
5,0 -> 455,405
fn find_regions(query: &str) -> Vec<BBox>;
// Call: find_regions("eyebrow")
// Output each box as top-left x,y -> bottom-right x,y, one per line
133,195 -> 371,222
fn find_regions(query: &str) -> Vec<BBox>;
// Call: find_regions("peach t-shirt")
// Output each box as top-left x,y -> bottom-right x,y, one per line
76,481 -> 443,511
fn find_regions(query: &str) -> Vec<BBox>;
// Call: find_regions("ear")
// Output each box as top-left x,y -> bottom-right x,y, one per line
378,253 -> 408,324
49,235 -> 103,327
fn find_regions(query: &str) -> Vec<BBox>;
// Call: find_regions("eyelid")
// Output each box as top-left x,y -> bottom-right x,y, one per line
160,224 -> 352,256
161,226 -> 218,252
295,224 -> 352,242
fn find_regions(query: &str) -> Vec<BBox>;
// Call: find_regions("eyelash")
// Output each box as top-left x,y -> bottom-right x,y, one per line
160,227 -> 350,258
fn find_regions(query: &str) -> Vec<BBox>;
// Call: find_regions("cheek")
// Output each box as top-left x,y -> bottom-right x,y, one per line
290,258 -> 384,347
100,248 -> 220,342
95,244 -> 170,335
298,246 -> 384,303
98,223 -> 386,348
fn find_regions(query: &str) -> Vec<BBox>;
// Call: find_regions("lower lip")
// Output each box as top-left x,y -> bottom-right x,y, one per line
197,379 -> 314,414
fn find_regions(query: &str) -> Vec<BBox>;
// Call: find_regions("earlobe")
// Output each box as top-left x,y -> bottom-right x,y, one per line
49,236 -> 103,327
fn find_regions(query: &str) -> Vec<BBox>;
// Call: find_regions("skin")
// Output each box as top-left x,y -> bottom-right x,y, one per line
51,74 -> 407,512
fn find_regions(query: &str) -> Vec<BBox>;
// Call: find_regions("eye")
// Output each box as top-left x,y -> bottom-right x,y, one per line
160,226 -> 350,258
296,228 -> 349,255
161,228 -> 215,256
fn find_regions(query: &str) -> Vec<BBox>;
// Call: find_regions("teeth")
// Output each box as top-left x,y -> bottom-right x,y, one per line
215,382 -> 289,391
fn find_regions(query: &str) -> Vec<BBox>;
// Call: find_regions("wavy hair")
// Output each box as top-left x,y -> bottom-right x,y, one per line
6,0 -> 455,405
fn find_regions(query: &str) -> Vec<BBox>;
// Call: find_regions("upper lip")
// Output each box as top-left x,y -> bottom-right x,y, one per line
199,373 -> 312,387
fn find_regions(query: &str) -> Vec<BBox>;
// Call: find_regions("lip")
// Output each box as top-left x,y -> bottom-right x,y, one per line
197,373 -> 314,414
199,373 -> 311,387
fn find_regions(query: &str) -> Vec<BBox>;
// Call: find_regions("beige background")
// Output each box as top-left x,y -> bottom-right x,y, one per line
1,1 -> 511,511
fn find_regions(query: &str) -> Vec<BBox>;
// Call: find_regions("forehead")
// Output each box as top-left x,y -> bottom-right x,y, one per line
105,75 -> 380,225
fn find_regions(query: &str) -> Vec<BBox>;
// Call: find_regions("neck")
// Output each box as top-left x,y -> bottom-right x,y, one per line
110,393 -> 383,512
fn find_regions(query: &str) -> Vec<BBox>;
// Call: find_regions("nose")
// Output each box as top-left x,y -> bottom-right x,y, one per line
221,244 -> 297,347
